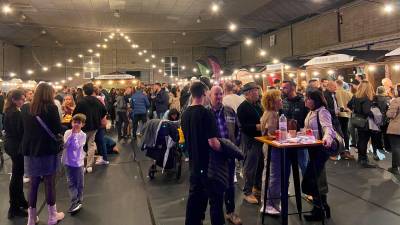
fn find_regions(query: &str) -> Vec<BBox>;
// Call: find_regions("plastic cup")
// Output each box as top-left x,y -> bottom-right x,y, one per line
289,130 -> 297,138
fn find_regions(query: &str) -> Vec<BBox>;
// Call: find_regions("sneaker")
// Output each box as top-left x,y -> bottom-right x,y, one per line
265,206 -> 281,215
225,212 -> 242,225
86,167 -> 93,173
244,194 -> 259,204
340,151 -> 355,160
95,158 -> 110,165
23,176 -> 30,183
68,202 -> 82,214
329,155 -> 339,161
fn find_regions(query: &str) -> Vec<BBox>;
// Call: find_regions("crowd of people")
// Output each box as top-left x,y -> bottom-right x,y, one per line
2,73 -> 400,225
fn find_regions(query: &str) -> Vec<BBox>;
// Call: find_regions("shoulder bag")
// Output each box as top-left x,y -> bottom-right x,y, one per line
317,111 -> 345,156
36,116 -> 64,153
350,113 -> 368,129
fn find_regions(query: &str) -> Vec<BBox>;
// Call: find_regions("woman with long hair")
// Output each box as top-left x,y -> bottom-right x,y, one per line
302,88 -> 335,221
22,83 -> 64,225
259,89 -> 283,215
348,81 -> 376,168
4,89 -> 28,219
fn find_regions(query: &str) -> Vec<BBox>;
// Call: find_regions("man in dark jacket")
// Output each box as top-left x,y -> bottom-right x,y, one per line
73,83 -> 107,173
153,83 -> 169,118
323,81 -> 351,160
131,87 -> 150,139
209,86 -> 242,225
281,80 -> 310,170
237,82 -> 263,204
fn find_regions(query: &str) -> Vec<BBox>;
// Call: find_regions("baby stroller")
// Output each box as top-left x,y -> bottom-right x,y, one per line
141,119 -> 182,180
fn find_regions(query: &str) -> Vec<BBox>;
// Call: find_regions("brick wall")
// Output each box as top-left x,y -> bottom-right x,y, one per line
226,0 -> 400,67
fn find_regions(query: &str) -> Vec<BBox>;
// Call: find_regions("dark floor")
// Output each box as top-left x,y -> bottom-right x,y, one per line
1,134 -> 400,225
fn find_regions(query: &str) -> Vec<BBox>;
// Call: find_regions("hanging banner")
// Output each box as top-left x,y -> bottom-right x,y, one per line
207,56 -> 222,78
195,60 -> 210,77
266,63 -> 284,71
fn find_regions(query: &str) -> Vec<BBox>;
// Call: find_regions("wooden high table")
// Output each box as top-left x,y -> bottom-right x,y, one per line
255,136 -> 324,225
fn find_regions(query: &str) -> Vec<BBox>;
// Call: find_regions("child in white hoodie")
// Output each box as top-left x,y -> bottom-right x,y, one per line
61,114 -> 87,214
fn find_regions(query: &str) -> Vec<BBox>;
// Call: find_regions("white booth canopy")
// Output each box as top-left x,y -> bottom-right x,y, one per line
304,54 -> 355,66
385,47 -> 400,57
94,74 -> 135,80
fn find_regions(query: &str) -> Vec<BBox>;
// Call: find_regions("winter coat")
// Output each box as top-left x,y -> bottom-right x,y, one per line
208,138 -> 244,188
387,97 -> 400,135
155,89 -> 169,114
131,91 -> 150,115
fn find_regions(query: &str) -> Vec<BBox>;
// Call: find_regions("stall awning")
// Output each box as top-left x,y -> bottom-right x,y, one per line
304,50 -> 388,66
304,54 -> 354,66
385,47 -> 400,57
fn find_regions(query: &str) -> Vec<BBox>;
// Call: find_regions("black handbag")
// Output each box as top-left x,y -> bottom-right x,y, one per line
317,112 -> 344,156
350,113 -> 368,129
36,116 -> 64,153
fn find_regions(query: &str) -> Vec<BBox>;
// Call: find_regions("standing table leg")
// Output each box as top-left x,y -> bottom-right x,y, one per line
291,151 -> 302,220
281,148 -> 288,225
262,145 -> 272,225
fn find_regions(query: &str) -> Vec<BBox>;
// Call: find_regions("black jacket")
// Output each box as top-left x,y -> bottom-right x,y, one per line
73,96 -> 107,132
323,91 -> 344,135
348,96 -> 373,118
373,95 -> 391,125
281,94 -> 309,130
373,95 -> 390,115
154,89 -> 169,114
237,100 -> 263,137
21,104 -> 63,157
208,138 -> 244,188
4,109 -> 24,157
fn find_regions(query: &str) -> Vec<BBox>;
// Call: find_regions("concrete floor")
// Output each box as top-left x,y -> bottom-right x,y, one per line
1,134 -> 400,225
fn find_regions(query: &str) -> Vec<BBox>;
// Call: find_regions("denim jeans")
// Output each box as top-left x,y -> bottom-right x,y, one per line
104,135 -> 116,154
65,166 -> 84,205
95,128 -> 108,161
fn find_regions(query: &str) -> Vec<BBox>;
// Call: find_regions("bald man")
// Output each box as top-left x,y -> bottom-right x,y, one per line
323,81 -> 352,159
209,86 -> 242,225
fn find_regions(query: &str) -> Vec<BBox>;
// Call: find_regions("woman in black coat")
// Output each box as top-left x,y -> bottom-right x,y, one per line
22,83 -> 65,225
348,81 -> 376,168
4,89 -> 28,218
